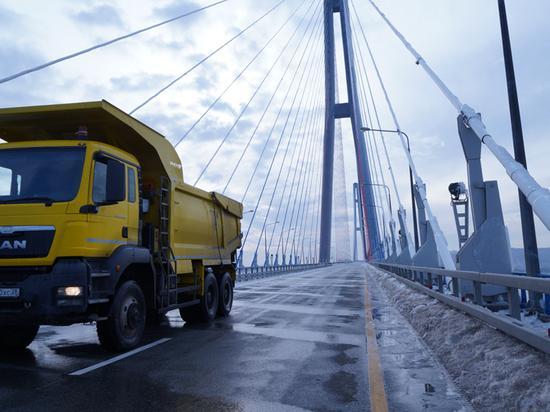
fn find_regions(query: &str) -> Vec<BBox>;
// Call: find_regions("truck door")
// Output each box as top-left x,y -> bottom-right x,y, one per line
87,153 -> 128,252
126,165 -> 139,245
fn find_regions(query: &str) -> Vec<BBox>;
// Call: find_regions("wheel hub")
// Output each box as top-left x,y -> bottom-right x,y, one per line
127,303 -> 140,329
206,285 -> 214,308
224,284 -> 231,306
120,296 -> 142,337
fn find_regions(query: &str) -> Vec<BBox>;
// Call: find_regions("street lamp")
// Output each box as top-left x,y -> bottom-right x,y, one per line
363,183 -> 392,214
264,221 -> 279,266
300,236 -> 314,264
363,183 -> 394,259
360,126 -> 419,252
280,227 -> 295,265
364,204 -> 388,260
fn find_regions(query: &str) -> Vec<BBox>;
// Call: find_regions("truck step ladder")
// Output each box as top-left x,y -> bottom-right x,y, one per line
158,176 -> 179,308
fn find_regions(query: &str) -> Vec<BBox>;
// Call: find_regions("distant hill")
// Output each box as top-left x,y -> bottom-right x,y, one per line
510,248 -> 550,275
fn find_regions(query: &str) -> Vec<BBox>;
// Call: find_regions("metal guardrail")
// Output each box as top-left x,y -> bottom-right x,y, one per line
374,262 -> 550,355
237,263 -> 325,282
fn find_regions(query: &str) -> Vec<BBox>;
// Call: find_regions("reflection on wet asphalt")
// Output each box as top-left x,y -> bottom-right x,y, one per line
0,263 -> 470,411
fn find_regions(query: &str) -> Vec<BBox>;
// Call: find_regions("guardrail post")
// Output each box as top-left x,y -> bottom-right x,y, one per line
473,281 -> 483,305
520,289 -> 527,308
427,272 -> 433,289
437,275 -> 444,293
507,287 -> 521,320
452,277 -> 460,298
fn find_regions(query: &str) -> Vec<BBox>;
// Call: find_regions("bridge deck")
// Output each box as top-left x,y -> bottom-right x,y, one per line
0,264 -> 469,411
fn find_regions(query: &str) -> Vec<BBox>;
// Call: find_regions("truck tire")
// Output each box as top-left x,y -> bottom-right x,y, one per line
180,272 -> 218,323
97,280 -> 146,352
0,323 -> 39,350
217,272 -> 233,317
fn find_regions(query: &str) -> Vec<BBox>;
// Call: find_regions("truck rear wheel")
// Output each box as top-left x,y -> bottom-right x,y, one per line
217,272 -> 233,317
0,323 -> 39,350
97,280 -> 146,352
180,272 -> 218,323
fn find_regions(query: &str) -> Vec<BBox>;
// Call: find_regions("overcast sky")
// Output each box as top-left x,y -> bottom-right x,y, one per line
0,0 -> 549,264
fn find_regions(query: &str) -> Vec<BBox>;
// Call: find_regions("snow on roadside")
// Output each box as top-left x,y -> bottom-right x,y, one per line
368,265 -> 550,412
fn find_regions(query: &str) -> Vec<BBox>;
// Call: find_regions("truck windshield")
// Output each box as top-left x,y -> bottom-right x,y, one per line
0,146 -> 85,204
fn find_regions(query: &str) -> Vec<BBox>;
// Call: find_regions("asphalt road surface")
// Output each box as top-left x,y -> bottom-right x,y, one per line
0,263 -> 469,411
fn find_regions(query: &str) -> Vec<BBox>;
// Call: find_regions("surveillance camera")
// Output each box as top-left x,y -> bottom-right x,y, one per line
448,182 -> 467,200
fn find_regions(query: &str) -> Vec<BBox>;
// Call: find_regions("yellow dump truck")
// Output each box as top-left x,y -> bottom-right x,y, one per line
0,100 -> 242,351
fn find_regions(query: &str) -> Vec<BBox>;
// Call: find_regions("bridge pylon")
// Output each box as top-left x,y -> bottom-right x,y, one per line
319,0 -> 381,262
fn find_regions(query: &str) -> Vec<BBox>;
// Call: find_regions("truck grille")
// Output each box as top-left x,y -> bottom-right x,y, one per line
0,226 -> 55,258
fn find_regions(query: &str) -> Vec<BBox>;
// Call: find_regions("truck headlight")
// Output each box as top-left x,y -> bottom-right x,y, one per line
57,286 -> 83,297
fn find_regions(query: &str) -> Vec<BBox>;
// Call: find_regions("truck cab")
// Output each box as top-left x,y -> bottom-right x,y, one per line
0,101 -> 242,351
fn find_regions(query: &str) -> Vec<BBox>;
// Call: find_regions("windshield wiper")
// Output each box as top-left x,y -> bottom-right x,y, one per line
0,196 -> 55,206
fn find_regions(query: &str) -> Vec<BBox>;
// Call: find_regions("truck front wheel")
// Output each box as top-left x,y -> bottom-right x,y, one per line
0,323 -> 39,350
97,280 -> 146,352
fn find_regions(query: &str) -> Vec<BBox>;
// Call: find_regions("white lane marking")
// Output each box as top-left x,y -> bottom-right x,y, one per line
68,338 -> 172,376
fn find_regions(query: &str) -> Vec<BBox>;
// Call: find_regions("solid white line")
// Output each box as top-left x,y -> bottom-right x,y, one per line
68,338 -> 172,376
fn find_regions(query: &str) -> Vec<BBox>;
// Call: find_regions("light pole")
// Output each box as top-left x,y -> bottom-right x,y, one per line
361,126 -> 419,252
364,204 -> 387,260
237,210 -> 255,267
301,236 -> 313,264
363,183 -> 393,258
498,0 -> 541,310
363,183 -> 392,214
264,221 -> 279,266
281,227 -> 295,265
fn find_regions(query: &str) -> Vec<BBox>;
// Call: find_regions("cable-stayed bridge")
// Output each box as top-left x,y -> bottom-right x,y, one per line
0,1 -> 549,410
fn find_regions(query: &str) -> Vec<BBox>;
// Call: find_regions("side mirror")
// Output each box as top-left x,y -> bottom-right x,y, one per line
105,158 -> 125,203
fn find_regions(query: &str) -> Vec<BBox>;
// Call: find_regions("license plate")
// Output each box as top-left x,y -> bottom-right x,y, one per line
0,288 -> 20,298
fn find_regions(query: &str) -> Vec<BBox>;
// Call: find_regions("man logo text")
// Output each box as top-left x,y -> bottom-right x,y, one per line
0,240 -> 26,250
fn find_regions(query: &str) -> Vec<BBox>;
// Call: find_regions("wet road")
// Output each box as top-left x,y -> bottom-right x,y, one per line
0,263 -> 469,411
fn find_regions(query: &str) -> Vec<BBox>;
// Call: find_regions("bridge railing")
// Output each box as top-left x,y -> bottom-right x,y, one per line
237,263 -> 324,282
374,262 -> 550,354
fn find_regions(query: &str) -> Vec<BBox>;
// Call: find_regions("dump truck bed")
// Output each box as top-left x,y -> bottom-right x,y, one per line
172,183 -> 242,271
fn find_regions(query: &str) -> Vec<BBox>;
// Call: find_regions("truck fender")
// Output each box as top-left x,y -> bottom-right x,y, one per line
105,246 -> 155,289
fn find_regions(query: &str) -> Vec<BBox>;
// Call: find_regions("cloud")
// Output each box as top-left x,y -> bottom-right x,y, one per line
153,0 -> 202,26
110,73 -> 175,92
0,5 -> 20,28
72,4 -> 123,27
1,0 -> 549,264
